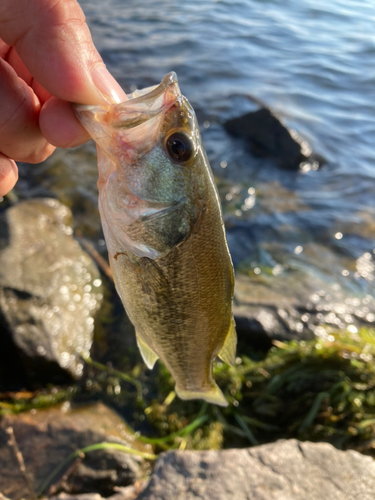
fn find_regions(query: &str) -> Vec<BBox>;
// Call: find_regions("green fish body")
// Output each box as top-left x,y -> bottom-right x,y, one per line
75,73 -> 236,406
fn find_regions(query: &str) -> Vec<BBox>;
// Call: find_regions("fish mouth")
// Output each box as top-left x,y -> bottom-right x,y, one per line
73,72 -> 193,159
109,72 -> 181,130
73,72 -> 182,137
126,72 -> 179,103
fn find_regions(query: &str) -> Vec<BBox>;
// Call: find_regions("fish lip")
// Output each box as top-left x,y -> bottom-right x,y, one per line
124,72 -> 179,104
111,72 -> 179,113
108,73 -> 181,128
72,72 -> 180,125
73,73 -> 187,149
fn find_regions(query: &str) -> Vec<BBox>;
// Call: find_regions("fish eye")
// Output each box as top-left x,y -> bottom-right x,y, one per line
165,132 -> 194,163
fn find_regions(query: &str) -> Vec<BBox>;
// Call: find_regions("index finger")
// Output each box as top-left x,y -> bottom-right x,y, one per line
0,0 -> 126,104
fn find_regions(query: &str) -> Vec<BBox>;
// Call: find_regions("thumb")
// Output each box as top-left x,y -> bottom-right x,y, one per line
0,0 -> 126,104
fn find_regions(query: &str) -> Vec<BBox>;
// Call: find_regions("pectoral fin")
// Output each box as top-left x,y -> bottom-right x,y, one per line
218,317 -> 237,366
136,334 -> 159,369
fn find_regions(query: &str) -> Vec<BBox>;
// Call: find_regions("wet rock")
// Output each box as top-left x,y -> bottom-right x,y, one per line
94,297 -> 138,372
0,199 -> 103,388
224,108 -> 323,170
136,439 -> 375,500
17,143 -> 102,242
227,225 -> 375,347
0,402 -> 151,500
233,264 -> 375,347
233,307 -> 274,351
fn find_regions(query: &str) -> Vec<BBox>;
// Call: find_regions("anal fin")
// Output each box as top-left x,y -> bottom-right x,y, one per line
218,316 -> 237,366
136,334 -> 159,369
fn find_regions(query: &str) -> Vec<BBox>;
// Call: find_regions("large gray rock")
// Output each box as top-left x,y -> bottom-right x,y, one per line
136,439 -> 375,500
0,402 -> 151,499
0,199 -> 103,387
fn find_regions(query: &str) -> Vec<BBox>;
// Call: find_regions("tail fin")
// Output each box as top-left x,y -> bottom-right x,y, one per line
175,382 -> 228,407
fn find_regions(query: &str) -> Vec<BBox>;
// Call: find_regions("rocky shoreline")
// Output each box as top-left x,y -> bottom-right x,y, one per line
0,196 -> 374,500
1,103 -> 374,499
2,402 -> 375,500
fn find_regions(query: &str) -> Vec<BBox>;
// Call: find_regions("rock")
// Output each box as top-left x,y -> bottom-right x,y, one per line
0,199 -> 103,388
136,439 -> 375,500
233,306 -> 274,351
233,264 -> 375,346
224,108 -> 323,170
49,482 -> 148,500
50,495 -> 103,500
225,218 -> 375,346
0,402 -> 151,500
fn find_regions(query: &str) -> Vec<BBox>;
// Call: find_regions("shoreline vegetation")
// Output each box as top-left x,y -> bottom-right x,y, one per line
2,328 -> 375,455
1,327 -> 375,497
0,195 -> 374,498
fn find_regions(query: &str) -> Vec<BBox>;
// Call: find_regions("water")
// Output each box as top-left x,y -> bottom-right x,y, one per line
18,0 -> 375,323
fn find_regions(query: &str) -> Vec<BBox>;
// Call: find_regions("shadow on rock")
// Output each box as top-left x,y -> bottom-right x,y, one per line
0,402 -> 151,499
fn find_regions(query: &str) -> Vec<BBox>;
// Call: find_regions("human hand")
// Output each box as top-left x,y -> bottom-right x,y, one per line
0,0 -> 127,197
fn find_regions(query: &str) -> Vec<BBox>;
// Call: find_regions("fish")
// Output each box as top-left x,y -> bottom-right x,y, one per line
74,72 -> 236,406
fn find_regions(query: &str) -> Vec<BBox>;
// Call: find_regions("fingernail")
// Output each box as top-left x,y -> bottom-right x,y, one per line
91,64 -> 127,103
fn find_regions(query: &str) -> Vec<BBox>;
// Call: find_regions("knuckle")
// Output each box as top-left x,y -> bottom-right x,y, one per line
22,143 -> 55,164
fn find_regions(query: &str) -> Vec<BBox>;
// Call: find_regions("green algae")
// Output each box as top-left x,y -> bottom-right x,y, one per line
0,387 -> 77,415
2,329 -> 375,457
140,328 -> 375,454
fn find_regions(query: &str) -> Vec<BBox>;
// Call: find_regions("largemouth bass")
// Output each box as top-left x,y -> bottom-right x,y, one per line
75,72 -> 236,406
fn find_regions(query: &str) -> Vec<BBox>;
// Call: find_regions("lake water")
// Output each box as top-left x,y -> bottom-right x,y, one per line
19,0 -> 375,317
